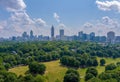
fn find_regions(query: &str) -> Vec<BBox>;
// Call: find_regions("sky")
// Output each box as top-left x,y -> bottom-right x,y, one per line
0,0 -> 120,38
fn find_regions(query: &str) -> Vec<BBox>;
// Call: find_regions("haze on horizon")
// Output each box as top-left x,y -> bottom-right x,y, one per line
0,0 -> 120,38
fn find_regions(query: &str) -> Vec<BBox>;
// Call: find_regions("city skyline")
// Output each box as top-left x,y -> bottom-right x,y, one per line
0,0 -> 120,37
4,27 -> 119,44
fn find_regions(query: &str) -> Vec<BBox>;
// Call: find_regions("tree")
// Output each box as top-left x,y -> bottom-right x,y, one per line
86,67 -> 98,77
100,59 -> 106,66
66,69 -> 80,77
64,73 -> 79,82
4,63 -> 11,70
99,72 -> 112,80
64,69 -> 80,82
23,74 -> 34,82
87,77 -> 101,82
116,62 -> 120,66
29,61 -> 46,75
92,59 -> 98,66
4,72 -> 17,82
35,75 -> 46,82
85,73 -> 94,81
105,63 -> 116,71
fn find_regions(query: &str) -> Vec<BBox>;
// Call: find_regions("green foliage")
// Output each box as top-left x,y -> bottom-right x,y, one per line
87,77 -> 101,82
0,41 -> 120,82
85,73 -> 94,81
64,69 -> 80,82
99,72 -> 112,80
86,67 -> 98,77
66,69 -> 80,77
29,61 -> 46,75
4,63 -> 11,70
23,74 -> 35,82
0,71 -> 17,82
100,59 -> 106,66
34,75 -> 46,82
64,73 -> 79,82
4,72 -> 17,82
116,62 -> 120,66
105,63 -> 117,71
60,54 -> 98,68
60,56 -> 80,68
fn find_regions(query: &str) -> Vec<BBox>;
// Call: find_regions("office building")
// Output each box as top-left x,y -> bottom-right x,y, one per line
51,25 -> 55,40
107,31 -> 115,44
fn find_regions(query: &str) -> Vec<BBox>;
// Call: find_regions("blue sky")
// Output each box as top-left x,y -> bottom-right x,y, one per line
0,0 -> 120,38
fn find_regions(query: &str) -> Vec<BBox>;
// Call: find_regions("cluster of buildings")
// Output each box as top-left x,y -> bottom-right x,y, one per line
0,25 -> 119,44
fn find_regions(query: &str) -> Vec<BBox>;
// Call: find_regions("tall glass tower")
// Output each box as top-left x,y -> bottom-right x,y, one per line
51,25 -> 54,39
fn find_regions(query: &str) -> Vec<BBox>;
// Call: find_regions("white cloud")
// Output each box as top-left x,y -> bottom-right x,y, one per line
0,0 -> 48,38
81,16 -> 120,36
34,18 -> 47,27
53,13 -> 60,23
96,0 -> 120,12
83,22 -> 93,28
0,0 -> 26,12
101,16 -> 119,28
58,23 -> 66,28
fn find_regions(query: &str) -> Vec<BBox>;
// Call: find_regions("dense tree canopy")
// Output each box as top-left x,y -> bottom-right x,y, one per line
29,61 -> 46,75
64,69 -> 80,82
0,41 -> 119,82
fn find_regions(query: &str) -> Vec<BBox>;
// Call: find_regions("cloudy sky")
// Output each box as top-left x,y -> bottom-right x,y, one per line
0,0 -> 120,38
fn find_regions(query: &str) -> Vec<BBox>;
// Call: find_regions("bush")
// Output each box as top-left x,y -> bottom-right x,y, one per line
64,73 -> 79,82
105,63 -> 116,71
86,67 -> 98,77
64,69 -> 80,82
29,61 -> 46,75
85,73 -> 94,81
100,59 -> 106,66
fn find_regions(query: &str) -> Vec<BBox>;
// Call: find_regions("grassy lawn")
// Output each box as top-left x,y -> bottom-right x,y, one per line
9,60 -> 68,82
9,66 -> 28,76
9,57 -> 120,82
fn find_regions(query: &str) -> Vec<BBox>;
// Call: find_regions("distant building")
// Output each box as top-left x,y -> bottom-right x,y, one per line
51,25 -> 54,40
60,29 -> 64,37
82,33 -> 87,41
78,31 -> 83,40
115,36 -> 120,43
99,36 -> 107,43
22,32 -> 28,38
107,31 -> 115,44
90,32 -> 95,41
22,32 -> 29,40
30,30 -> 34,39
60,29 -> 64,40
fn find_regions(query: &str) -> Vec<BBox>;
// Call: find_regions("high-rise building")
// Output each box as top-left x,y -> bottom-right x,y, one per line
51,25 -> 54,40
30,30 -> 34,39
107,31 -> 115,44
90,32 -> 95,41
78,31 -> 83,41
22,31 -> 29,40
60,29 -> 64,37
22,32 -> 28,38
59,29 -> 64,40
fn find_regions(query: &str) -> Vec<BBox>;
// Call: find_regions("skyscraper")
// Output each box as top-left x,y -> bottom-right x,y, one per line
78,31 -> 83,40
59,29 -> 64,40
107,31 -> 115,44
90,32 -> 95,41
30,30 -> 34,39
60,29 -> 64,37
51,25 -> 54,40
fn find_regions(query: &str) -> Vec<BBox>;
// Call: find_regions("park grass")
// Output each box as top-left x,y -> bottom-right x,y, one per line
9,60 -> 68,82
9,57 -> 120,82
9,66 -> 28,76
43,60 -> 67,82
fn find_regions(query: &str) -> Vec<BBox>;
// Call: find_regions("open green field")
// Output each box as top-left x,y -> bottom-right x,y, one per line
9,57 -> 120,82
